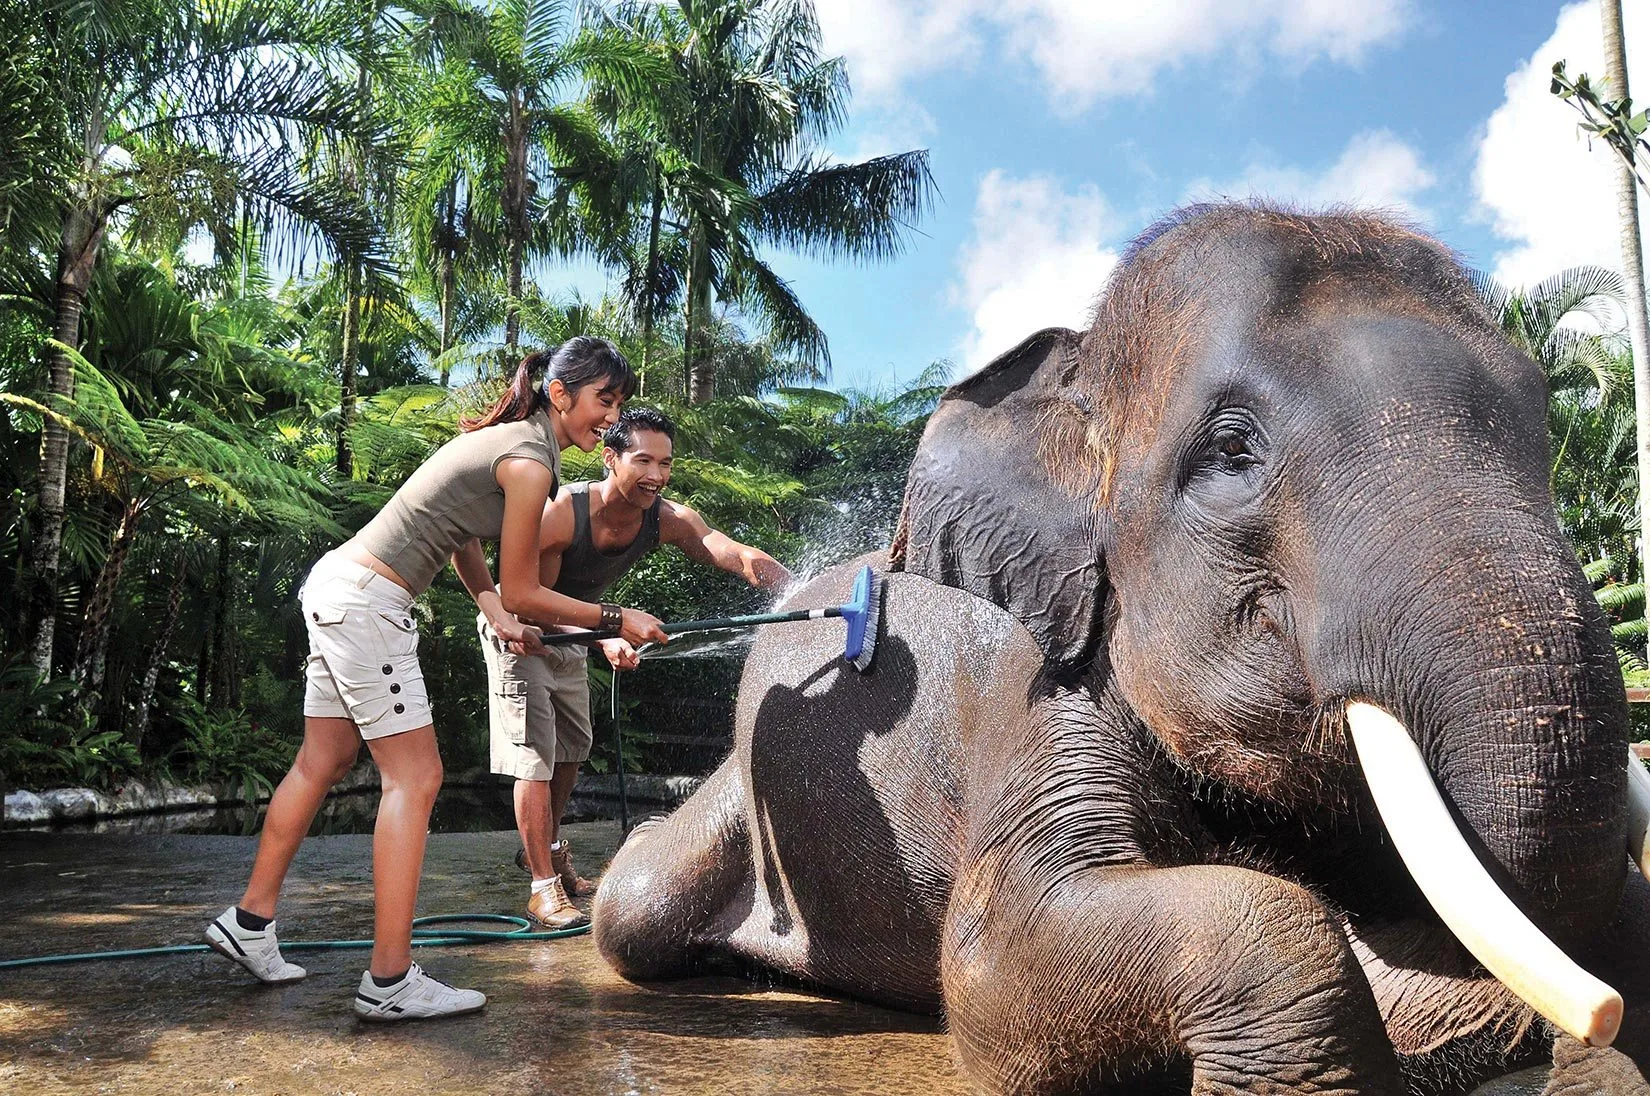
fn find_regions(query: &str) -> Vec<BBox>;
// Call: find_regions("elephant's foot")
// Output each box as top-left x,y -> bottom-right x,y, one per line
593,758 -> 755,982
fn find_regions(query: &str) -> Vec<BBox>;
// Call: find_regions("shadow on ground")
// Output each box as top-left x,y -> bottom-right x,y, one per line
0,822 -> 967,1096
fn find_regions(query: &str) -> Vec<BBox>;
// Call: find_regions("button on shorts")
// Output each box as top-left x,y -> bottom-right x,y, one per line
478,613 -> 594,779
300,551 -> 433,739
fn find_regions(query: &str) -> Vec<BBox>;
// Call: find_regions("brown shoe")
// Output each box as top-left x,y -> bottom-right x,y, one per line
551,840 -> 598,898
526,877 -> 590,930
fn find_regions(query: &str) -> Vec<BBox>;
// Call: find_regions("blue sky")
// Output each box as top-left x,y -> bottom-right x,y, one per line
550,1 -> 1650,393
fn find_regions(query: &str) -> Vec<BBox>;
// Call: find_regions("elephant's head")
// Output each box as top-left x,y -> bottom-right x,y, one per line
894,203 -> 1632,1038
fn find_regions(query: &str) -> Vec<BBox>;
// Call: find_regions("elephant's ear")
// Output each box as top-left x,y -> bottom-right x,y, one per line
892,327 -> 1105,667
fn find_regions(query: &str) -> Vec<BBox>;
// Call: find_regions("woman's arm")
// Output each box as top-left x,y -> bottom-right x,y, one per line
495,458 -> 667,645
451,538 -> 544,652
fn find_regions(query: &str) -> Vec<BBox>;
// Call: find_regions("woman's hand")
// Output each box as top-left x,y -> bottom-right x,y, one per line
493,616 -> 546,656
619,607 -> 668,647
598,638 -> 641,671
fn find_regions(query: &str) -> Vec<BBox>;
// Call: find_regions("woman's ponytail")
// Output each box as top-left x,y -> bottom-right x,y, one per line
460,350 -> 552,432
460,338 -> 637,433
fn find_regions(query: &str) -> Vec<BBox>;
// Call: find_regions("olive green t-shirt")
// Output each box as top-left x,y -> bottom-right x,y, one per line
355,411 -> 562,593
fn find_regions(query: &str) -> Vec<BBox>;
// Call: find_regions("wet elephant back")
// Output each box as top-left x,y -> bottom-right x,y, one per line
732,562 -> 1045,1009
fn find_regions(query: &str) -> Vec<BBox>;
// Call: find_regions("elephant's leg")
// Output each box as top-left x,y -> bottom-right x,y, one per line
592,757 -> 754,981
943,860 -> 1404,1095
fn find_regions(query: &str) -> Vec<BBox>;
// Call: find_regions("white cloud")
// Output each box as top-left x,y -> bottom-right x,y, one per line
814,0 -> 1412,112
811,0 -> 981,105
1187,130 -> 1438,222
1474,0 -> 1650,288
952,171 -> 1120,371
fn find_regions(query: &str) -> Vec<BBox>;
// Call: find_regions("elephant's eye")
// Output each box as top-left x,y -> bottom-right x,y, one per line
1211,428 -> 1258,471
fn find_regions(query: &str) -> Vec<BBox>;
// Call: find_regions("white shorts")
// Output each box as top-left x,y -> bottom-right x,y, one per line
300,551 -> 433,739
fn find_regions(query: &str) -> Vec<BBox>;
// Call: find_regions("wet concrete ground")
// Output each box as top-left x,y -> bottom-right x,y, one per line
0,822 -> 969,1095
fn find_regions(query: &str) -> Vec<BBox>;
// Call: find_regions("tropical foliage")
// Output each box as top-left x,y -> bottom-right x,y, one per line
0,0 -> 941,796
3,0 -> 1645,801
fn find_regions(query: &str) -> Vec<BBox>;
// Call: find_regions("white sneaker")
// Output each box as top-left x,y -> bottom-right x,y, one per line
353,962 -> 486,1022
204,906 -> 306,983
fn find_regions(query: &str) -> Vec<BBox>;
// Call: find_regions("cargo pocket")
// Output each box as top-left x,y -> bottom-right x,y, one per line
496,679 -> 529,746
306,604 -> 349,629
376,609 -> 419,659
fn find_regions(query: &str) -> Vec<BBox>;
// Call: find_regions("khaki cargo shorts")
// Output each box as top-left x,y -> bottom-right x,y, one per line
300,551 -> 433,739
478,614 -> 594,780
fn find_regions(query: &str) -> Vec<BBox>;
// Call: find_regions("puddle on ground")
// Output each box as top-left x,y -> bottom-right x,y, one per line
0,824 -> 970,1095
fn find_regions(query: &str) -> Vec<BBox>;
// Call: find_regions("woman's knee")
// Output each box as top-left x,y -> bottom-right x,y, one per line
380,756 -> 443,804
294,741 -> 359,787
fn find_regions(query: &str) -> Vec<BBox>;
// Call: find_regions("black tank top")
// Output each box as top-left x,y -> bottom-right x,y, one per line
553,482 -> 661,602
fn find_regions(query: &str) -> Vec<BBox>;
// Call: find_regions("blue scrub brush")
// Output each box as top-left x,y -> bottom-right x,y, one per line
542,563 -> 883,672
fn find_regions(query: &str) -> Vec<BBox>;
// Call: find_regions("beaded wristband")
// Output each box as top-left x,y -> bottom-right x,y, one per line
599,603 -> 624,629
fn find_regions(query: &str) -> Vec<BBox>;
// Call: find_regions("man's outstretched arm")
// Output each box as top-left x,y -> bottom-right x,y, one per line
659,502 -> 792,588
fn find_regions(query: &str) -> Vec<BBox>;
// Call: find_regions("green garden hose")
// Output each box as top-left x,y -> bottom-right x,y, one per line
0,913 -> 588,970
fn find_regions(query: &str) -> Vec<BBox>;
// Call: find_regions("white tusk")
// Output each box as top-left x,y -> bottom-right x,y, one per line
1627,748 -> 1650,882
1347,701 -> 1622,1048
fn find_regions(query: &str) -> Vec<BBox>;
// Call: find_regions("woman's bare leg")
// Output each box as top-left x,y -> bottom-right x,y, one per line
239,716 -> 361,918
363,724 -> 443,977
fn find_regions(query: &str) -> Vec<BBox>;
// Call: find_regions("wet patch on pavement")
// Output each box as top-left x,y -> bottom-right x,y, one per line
0,823 -> 969,1095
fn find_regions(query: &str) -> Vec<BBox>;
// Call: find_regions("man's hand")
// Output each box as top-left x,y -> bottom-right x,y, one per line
598,638 -> 641,671
738,547 -> 792,588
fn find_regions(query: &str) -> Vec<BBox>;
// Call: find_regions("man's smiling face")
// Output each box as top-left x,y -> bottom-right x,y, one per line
604,428 -> 673,507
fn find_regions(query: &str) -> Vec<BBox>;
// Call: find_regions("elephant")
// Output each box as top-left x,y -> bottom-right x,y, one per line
593,203 -> 1650,1094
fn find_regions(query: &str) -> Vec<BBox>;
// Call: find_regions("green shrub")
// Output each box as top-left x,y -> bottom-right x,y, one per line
0,657 -> 144,790
166,695 -> 296,804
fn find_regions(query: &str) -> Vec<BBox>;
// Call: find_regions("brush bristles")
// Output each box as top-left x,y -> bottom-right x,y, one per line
848,572 -> 883,673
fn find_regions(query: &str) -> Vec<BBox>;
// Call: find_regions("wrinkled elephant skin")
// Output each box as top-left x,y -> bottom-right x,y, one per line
595,206 -> 1649,1095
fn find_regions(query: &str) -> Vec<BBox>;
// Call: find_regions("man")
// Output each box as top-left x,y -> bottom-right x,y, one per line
457,406 -> 791,929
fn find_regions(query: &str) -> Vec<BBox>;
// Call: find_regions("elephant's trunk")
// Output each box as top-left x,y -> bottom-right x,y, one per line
1321,505 -> 1628,942
1348,702 -> 1623,1047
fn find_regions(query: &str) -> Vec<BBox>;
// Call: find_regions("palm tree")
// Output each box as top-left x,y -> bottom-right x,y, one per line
436,0 -> 656,360
2,254 -> 342,696
15,0 -> 379,678
602,0 -> 936,403
400,2 -> 501,384
1599,0 -> 1650,668
1475,266 -> 1628,499
1476,266 -> 1643,662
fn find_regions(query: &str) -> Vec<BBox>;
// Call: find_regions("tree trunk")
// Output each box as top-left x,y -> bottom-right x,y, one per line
1602,0 -> 1650,665
72,494 -> 143,692
640,172 -> 663,397
682,245 -> 696,402
338,256 -> 360,478
131,553 -> 187,753
503,97 -> 528,360
337,24 -> 371,474
687,228 -> 714,404
438,187 -> 457,386
506,232 -> 524,359
208,533 -> 236,709
28,201 -> 106,679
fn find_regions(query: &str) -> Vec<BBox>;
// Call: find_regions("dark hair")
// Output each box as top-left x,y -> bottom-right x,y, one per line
604,406 -> 675,453
461,337 -> 638,432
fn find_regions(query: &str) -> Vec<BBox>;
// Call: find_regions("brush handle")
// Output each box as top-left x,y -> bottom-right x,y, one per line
539,605 -> 845,647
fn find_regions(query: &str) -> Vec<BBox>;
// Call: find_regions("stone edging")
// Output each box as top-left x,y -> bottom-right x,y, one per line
3,766 -> 702,829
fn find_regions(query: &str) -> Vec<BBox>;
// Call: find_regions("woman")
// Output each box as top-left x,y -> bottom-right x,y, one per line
204,337 -> 667,1022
